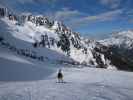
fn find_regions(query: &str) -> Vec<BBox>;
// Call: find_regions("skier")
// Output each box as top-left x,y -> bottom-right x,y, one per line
57,69 -> 63,83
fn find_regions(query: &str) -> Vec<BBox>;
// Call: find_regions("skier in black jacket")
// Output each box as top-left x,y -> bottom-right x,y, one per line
57,69 -> 63,83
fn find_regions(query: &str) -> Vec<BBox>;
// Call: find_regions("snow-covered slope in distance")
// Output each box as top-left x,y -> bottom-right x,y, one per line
100,30 -> 133,49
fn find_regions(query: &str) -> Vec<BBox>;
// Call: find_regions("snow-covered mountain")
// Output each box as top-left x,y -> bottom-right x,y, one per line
0,7 -> 115,69
100,30 -> 133,49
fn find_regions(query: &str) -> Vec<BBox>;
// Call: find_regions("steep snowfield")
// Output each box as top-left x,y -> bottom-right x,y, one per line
1,17 -> 59,43
0,18 -> 74,63
0,17 -> 85,63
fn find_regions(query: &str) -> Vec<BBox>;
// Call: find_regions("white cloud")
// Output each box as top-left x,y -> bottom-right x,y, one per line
52,8 -> 85,21
99,0 -> 121,9
126,9 -> 133,15
17,0 -> 34,4
69,9 -> 123,29
128,19 -> 133,23
91,9 -> 122,21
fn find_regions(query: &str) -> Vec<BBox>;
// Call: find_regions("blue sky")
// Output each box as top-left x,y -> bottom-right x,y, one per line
0,0 -> 133,39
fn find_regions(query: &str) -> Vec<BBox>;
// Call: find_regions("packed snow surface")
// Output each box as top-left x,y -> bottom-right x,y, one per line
0,48 -> 133,100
